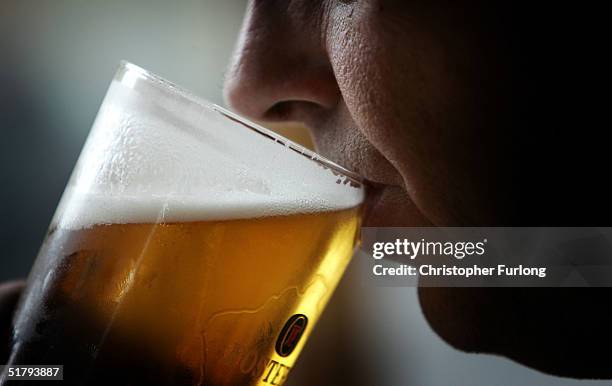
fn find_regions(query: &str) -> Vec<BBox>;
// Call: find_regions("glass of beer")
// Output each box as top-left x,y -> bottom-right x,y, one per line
1,62 -> 364,385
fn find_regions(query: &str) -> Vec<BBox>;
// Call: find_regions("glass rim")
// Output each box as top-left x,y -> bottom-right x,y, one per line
117,60 -> 364,187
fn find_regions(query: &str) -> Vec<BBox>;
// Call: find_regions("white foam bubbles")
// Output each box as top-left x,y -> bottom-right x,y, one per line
55,71 -> 363,230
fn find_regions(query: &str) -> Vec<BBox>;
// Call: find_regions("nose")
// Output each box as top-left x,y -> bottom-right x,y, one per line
223,2 -> 340,124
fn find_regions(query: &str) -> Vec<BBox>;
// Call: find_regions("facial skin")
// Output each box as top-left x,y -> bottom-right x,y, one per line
225,0 -> 510,228
225,0 -> 612,379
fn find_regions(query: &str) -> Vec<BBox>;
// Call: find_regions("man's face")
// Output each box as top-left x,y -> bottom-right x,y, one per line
224,0 -> 512,228
222,0 -> 565,376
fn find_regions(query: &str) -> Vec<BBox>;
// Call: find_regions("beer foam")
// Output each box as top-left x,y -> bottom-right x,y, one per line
56,74 -> 363,229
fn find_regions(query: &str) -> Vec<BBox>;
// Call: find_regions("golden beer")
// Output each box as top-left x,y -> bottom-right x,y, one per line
2,62 -> 364,386
9,207 -> 360,385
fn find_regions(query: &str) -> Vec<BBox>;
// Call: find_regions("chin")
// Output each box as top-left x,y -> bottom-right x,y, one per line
417,286 -> 612,379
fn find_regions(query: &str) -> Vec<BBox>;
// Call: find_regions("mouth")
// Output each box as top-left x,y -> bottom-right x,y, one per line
360,179 -> 432,227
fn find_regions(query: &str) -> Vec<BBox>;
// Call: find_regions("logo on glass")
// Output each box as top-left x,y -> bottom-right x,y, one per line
276,314 -> 308,357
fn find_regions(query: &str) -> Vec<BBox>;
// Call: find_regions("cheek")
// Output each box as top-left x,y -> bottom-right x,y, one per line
327,4 -> 500,225
328,8 -> 402,160
327,5 -> 448,222
330,10 -> 454,163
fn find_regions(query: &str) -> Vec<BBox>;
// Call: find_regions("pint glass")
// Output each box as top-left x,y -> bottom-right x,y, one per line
1,62 -> 364,385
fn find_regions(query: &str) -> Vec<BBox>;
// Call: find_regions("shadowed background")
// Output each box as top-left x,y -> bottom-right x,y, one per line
0,1 -> 609,385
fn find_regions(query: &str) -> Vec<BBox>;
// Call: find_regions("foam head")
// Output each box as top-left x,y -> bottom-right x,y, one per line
56,62 -> 364,229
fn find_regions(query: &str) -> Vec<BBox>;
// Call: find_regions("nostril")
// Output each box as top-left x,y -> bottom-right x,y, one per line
265,101 -> 294,121
264,100 -> 322,123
